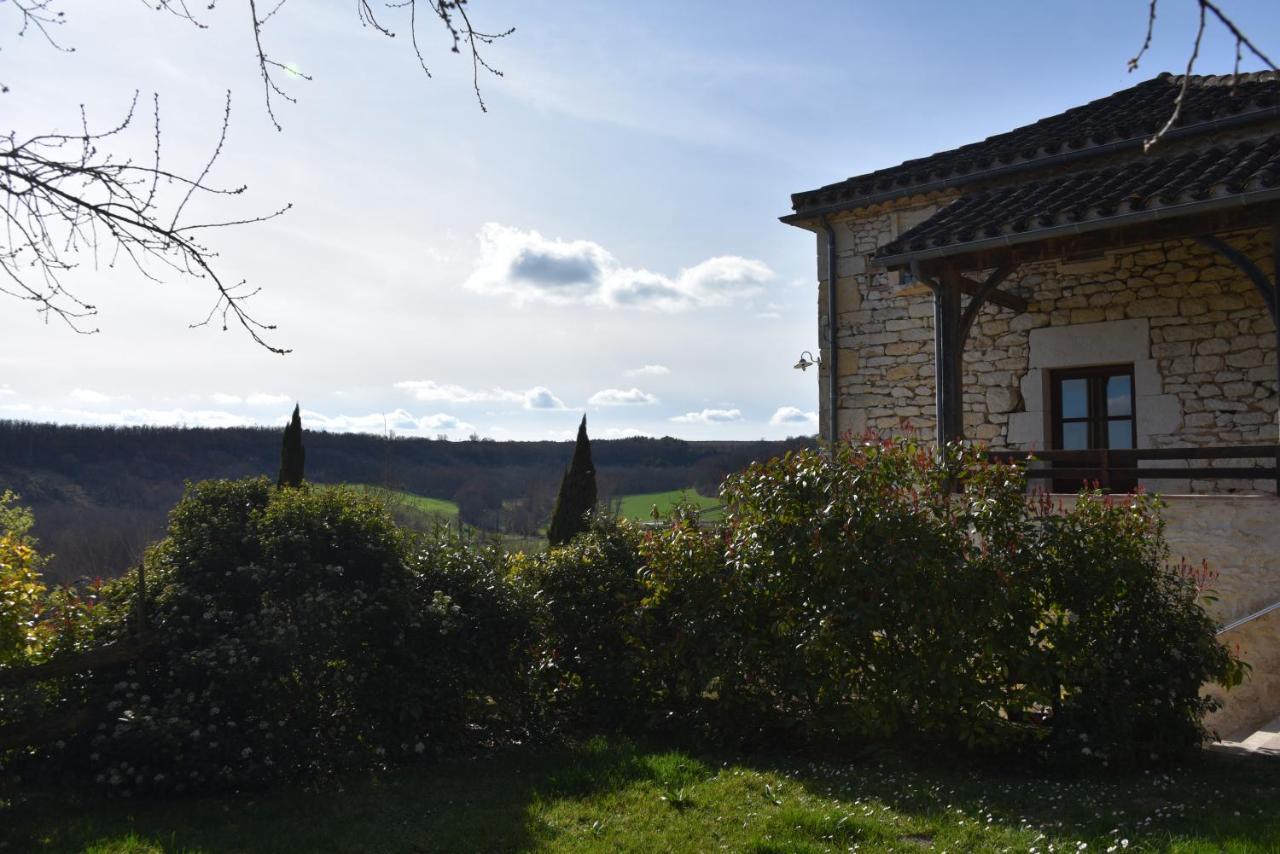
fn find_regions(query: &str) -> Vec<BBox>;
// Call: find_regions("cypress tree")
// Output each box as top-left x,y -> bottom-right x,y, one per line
277,404 -> 305,488
547,415 -> 597,546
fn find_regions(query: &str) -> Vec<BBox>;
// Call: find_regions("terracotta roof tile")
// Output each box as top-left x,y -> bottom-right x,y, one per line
789,72 -> 1280,218
873,133 -> 1280,262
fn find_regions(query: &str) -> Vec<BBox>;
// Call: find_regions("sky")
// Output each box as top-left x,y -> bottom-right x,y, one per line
2,0 -> 1278,441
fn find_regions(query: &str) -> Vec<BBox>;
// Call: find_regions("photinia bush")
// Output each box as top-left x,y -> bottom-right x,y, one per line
705,438 -> 1039,748
511,514 -> 650,728
681,438 -> 1244,761
1029,489 -> 1245,764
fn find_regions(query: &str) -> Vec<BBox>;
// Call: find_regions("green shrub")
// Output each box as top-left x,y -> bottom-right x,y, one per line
704,438 -> 1037,748
401,530 -> 538,740
513,514 -> 649,727
1,494 -> 119,770
1030,490 -> 1245,763
686,438 -> 1244,761
0,532 -> 45,670
0,490 -> 45,668
6,440 -> 1241,788
635,504 -> 734,729
46,479 -> 534,793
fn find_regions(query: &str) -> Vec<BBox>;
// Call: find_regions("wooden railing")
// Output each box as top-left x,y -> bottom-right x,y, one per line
987,444 -> 1280,494
0,563 -> 152,752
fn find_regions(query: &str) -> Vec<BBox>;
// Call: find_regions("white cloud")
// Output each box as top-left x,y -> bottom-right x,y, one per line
522,386 -> 567,410
770,406 -> 818,427
394,380 -> 522,404
603,427 -> 647,439
587,387 -> 659,407
106,409 -> 256,428
0,401 -> 473,437
301,408 -> 474,436
0,385 -> 14,397
671,408 -> 743,424
464,223 -> 772,312
395,379 -> 565,411
210,392 -> 243,405
419,413 -> 467,431
17,405 -> 257,428
625,364 -> 670,377
69,388 -> 121,404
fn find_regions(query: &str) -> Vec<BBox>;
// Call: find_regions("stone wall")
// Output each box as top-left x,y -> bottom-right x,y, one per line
1162,495 -> 1280,738
815,199 -> 1277,493
1206,608 -> 1280,739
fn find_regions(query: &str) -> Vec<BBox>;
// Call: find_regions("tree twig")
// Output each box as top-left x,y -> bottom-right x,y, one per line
1130,0 -> 1280,151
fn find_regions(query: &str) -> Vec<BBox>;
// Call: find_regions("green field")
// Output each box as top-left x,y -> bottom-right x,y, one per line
348,485 -> 459,520
6,738 -> 1279,852
615,489 -> 722,522
348,485 -> 726,534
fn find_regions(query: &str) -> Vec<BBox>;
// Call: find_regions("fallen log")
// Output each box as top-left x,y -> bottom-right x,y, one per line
0,638 -> 154,689
0,705 -> 99,753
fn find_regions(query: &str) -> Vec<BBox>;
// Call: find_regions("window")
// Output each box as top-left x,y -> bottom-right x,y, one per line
1050,365 -> 1137,490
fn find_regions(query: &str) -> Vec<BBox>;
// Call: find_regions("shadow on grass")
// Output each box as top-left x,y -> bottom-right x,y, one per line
6,737 -> 1280,853
1,737 -> 659,854
731,743 -> 1280,852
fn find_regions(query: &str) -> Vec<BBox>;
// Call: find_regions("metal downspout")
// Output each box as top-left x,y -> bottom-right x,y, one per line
1273,221 -> 1280,496
820,214 -> 839,444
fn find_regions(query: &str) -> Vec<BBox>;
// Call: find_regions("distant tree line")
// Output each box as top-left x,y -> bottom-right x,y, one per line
0,419 -> 813,582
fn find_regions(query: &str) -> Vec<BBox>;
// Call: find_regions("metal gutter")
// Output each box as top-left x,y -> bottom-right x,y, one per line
872,185 -> 1280,268
820,214 -> 839,444
779,107 -> 1280,227
1218,598 -> 1280,635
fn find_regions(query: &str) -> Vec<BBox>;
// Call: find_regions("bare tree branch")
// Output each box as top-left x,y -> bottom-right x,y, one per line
247,0 -> 310,132
1,0 -> 514,352
365,0 -> 514,113
1130,0 -> 1279,151
0,0 -> 74,93
0,92 -> 292,353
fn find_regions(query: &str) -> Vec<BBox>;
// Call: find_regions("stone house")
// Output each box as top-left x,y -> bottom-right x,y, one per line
783,72 -> 1280,743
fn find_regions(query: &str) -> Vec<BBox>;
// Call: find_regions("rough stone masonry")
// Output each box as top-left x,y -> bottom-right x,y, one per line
816,194 -> 1277,494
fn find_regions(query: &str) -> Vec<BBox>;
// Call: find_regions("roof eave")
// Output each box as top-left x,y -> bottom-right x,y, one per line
786,105 -> 1280,226
871,185 -> 1280,269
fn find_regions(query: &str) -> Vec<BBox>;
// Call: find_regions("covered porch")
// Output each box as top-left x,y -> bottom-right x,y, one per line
871,149 -> 1280,495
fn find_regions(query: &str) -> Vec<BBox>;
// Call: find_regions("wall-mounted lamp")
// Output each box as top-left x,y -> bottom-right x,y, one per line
793,350 -> 820,371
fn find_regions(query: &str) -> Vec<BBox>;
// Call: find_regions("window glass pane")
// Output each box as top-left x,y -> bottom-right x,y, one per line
1062,421 -> 1089,449
1060,378 -> 1088,419
1106,375 -> 1133,417
1107,419 -> 1134,449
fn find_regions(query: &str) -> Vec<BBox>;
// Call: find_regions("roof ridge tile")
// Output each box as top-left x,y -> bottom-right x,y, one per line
791,72 -> 1280,217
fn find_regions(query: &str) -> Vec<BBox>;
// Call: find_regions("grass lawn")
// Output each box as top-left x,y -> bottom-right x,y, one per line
615,489 -> 723,522
5,738 -> 1278,853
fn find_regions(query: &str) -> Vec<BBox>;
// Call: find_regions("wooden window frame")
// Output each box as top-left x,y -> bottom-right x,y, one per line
1049,364 -> 1139,492
1049,364 -> 1138,452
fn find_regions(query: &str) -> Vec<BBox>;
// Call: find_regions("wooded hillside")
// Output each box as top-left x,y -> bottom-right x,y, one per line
0,420 -> 813,582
